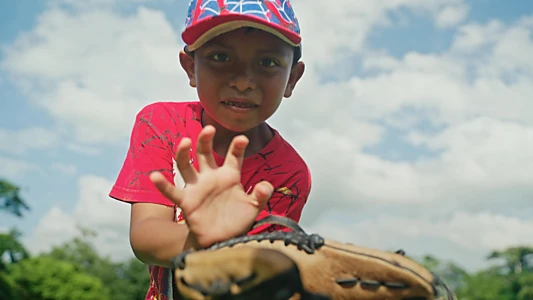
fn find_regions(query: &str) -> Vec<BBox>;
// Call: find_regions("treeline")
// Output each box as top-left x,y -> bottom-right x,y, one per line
1,179 -> 533,299
419,247 -> 533,300
1,179 -> 150,299
1,227 -> 150,299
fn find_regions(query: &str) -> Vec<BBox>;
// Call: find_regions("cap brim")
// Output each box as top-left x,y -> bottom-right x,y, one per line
183,15 -> 301,52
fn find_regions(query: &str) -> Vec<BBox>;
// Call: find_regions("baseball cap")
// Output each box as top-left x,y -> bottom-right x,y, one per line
182,0 -> 302,54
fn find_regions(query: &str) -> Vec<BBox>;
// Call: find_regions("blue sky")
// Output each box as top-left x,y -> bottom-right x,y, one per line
1,0 -> 532,272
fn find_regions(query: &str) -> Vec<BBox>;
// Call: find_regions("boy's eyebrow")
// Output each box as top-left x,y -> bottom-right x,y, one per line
203,42 -> 288,56
203,41 -> 233,49
256,48 -> 287,56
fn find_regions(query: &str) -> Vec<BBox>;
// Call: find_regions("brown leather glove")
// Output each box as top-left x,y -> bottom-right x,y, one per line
171,216 -> 455,300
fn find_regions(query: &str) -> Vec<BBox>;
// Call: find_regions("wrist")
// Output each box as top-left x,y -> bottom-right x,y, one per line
184,231 -> 200,250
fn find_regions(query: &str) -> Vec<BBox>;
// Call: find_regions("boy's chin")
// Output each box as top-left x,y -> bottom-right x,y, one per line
215,119 -> 268,135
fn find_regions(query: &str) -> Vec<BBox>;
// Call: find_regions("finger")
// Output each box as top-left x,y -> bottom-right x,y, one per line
196,125 -> 218,171
247,181 -> 273,208
223,135 -> 249,171
150,171 -> 185,207
176,137 -> 198,183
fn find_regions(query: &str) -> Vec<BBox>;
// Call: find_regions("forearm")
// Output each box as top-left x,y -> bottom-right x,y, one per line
130,218 -> 198,268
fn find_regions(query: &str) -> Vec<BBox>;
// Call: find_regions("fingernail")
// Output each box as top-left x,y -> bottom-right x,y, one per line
261,185 -> 273,195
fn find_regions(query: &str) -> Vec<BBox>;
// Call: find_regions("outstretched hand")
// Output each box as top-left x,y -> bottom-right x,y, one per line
150,125 -> 273,248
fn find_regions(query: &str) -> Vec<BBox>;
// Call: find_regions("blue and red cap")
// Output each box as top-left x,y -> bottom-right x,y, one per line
182,0 -> 302,53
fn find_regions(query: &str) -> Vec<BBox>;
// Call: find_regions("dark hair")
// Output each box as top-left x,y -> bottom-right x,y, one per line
292,46 -> 302,66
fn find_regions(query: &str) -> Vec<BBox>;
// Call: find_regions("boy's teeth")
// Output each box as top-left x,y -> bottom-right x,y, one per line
223,101 -> 254,108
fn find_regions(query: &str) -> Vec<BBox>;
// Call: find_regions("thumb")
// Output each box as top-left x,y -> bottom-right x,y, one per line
249,181 -> 274,208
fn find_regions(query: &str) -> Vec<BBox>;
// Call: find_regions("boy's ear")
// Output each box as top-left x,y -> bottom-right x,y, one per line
284,61 -> 305,98
179,50 -> 197,88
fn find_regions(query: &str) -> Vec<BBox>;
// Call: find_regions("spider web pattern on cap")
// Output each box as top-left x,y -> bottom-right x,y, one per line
185,0 -> 300,35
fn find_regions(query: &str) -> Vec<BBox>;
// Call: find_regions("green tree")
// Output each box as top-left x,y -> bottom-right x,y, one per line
456,266 -> 515,300
455,246 -> 533,300
488,246 -> 533,299
0,228 -> 29,269
48,226 -> 150,299
420,255 -> 469,292
0,179 -> 30,217
489,246 -> 533,274
0,270 -> 17,300
7,255 -> 109,300
118,257 -> 152,299
518,274 -> 533,300
0,228 -> 30,299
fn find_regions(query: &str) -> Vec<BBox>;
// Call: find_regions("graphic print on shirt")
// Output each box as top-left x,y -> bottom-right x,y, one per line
172,157 -> 186,224
255,150 -> 301,218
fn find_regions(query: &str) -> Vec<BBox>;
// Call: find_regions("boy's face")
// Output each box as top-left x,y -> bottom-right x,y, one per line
180,27 -> 305,133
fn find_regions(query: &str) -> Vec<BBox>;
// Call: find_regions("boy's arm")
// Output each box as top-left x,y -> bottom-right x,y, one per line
110,103 -> 193,267
129,203 -> 198,268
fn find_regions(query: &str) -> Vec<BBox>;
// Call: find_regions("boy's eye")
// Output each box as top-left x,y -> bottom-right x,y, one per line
260,58 -> 278,67
211,53 -> 229,61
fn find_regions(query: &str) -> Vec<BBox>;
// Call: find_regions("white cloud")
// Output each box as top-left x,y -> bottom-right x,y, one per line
409,117 -> 533,189
451,20 -> 505,53
0,127 -> 59,155
45,0 -> 153,10
291,116 -> 533,214
23,175 -> 133,261
435,3 -> 469,29
51,162 -> 78,175
304,211 -> 533,271
0,0 -> 472,146
66,143 -> 102,156
294,0 -> 468,67
0,156 -> 38,178
1,5 -> 196,145
269,14 -> 533,240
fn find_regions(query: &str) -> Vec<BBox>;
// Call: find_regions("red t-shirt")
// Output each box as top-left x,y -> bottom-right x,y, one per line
109,101 -> 312,300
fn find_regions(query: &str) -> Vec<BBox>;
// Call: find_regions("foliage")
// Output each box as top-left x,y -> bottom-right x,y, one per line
0,179 -> 30,217
1,226 -> 150,299
0,228 -> 29,270
420,255 -> 469,292
452,246 -> 533,300
46,226 -> 150,300
0,228 -> 31,299
1,181 -> 150,299
7,255 -> 109,300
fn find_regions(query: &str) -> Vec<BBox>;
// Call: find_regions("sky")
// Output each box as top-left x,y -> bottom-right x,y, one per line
1,0 -> 532,272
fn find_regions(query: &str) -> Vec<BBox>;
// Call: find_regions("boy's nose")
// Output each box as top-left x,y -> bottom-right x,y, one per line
228,64 -> 257,92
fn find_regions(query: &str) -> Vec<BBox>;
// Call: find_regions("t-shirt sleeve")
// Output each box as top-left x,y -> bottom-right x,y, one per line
109,103 -> 180,207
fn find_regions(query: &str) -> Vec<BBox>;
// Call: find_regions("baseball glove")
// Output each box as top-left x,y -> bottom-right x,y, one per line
171,215 -> 455,300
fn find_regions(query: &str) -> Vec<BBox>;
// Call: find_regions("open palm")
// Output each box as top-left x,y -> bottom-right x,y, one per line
150,125 -> 273,248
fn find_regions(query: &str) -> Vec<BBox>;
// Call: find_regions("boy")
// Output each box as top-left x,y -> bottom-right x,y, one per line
109,0 -> 310,299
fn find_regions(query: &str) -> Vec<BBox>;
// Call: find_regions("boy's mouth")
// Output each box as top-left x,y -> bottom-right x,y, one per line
221,100 -> 258,109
